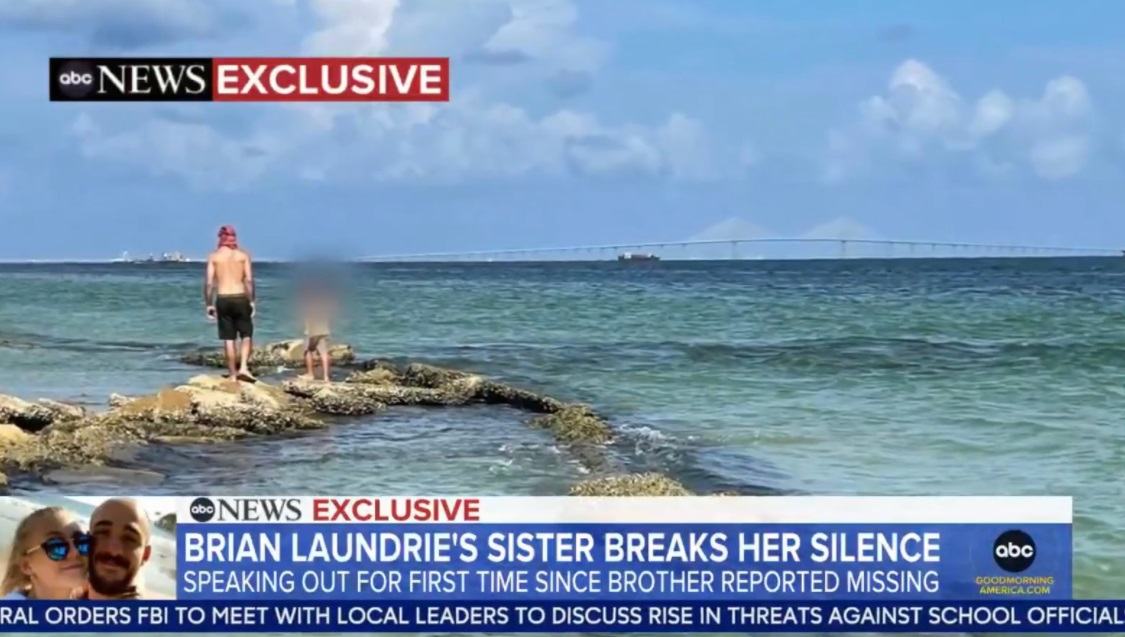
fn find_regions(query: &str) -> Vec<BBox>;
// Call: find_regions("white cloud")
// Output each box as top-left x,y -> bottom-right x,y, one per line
825,59 -> 1095,182
70,113 -> 284,191
301,0 -> 397,57
68,0 -> 738,189
480,0 -> 608,72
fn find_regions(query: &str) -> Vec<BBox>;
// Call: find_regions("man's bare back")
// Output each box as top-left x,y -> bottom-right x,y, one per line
209,247 -> 251,295
205,225 -> 257,382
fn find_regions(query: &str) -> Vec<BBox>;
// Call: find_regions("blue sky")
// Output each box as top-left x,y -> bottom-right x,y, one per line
1,0 -> 1123,259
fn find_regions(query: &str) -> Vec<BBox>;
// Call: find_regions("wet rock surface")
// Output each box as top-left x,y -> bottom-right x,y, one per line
529,405 -> 613,445
179,340 -> 356,372
282,380 -> 388,416
112,375 -> 323,435
0,394 -> 86,432
349,362 -> 569,414
5,356 -> 706,497
1,376 -> 324,479
570,473 -> 694,496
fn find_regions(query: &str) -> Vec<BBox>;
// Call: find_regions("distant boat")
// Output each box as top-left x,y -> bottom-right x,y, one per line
617,252 -> 660,262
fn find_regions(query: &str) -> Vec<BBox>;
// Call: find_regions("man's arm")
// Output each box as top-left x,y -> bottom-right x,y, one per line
204,256 -> 215,314
242,252 -> 255,309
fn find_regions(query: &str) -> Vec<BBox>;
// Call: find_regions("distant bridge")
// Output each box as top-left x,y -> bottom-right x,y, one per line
356,237 -> 1120,262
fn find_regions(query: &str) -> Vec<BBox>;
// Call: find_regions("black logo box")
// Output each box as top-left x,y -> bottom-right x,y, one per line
49,57 -> 213,102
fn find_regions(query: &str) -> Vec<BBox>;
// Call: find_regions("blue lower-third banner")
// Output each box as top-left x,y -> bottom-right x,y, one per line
1,601 -> 1125,632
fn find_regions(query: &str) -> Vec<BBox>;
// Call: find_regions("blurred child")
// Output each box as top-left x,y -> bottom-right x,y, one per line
298,282 -> 336,382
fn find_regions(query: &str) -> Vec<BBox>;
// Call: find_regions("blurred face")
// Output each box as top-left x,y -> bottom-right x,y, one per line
88,502 -> 150,596
21,511 -> 89,595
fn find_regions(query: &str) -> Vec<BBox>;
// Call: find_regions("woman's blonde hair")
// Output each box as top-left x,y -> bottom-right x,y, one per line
0,506 -> 68,596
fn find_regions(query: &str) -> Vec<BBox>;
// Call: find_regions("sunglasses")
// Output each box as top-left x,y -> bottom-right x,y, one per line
26,533 -> 92,561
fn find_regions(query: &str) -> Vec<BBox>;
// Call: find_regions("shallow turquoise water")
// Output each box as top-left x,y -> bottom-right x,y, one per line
0,257 -> 1122,633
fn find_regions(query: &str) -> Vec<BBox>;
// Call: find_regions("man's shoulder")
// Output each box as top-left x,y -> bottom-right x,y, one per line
209,248 -> 251,260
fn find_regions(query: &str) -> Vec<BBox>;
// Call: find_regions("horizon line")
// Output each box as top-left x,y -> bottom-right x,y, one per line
0,255 -> 1118,265
0,236 -> 1119,264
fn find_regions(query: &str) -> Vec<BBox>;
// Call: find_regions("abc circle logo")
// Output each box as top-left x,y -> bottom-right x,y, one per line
190,497 -> 216,523
56,62 -> 95,98
993,529 -> 1036,573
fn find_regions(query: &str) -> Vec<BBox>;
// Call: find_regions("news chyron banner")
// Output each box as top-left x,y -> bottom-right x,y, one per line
48,57 -> 450,102
12,495 -> 1125,633
179,496 -> 1069,603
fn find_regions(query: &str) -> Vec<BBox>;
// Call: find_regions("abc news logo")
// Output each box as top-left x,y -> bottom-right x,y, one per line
992,529 -> 1036,573
50,58 -> 211,102
189,497 -> 302,523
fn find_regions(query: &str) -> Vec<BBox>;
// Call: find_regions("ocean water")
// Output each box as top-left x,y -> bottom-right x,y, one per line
0,257 -> 1122,635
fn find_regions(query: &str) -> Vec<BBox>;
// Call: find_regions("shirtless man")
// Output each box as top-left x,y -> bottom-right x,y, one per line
86,498 -> 158,600
205,225 -> 256,382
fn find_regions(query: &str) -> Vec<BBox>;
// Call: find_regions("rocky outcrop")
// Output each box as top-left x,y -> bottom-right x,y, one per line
179,340 -> 356,372
286,373 -> 490,412
1,424 -> 32,488
3,356 -> 707,499
529,405 -> 613,445
346,367 -> 398,385
0,394 -> 86,432
2,376 -> 325,480
110,375 -> 323,436
349,362 -> 566,413
342,363 -> 483,406
347,362 -> 609,449
398,363 -> 471,388
570,473 -> 694,496
0,423 -> 34,448
478,382 -> 566,413
281,380 -> 388,416
155,513 -> 176,532
4,417 -> 149,472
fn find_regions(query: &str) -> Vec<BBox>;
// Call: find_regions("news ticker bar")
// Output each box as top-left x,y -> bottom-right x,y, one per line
2,601 -> 1123,633
48,57 -> 450,102
169,497 -> 1072,601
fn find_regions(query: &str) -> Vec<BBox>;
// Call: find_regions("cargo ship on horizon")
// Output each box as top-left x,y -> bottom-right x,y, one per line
112,251 -> 193,263
617,252 -> 660,262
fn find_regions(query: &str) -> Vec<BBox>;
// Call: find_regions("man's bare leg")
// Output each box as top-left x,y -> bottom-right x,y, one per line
237,336 -> 256,381
222,340 -> 239,379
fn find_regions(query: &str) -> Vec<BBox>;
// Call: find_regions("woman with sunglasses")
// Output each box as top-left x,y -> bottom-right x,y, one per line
0,506 -> 91,600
